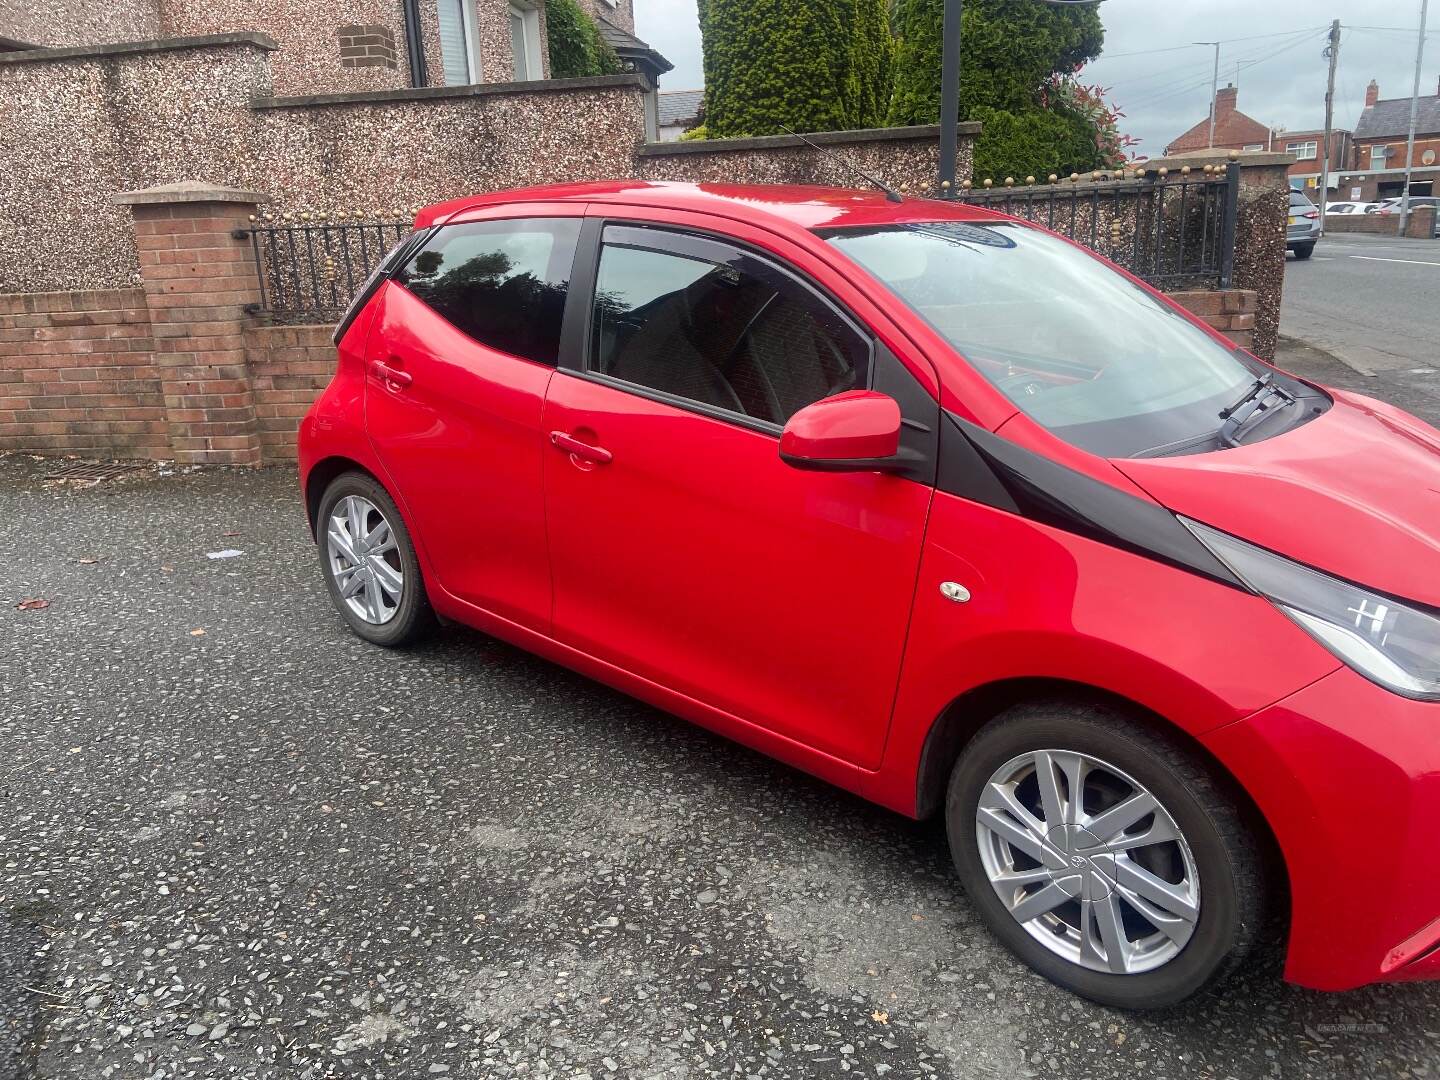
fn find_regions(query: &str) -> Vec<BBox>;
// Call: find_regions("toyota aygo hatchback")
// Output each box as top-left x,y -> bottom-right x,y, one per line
299,181 -> 1440,1009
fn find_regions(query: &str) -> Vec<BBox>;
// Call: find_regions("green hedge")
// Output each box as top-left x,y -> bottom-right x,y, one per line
887,0 -> 1105,178
545,0 -> 621,79
969,105 -> 1105,182
696,0 -> 892,138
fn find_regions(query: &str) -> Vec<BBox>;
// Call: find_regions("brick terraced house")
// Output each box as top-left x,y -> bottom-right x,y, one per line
1165,85 -> 1275,157
1335,78 -> 1440,203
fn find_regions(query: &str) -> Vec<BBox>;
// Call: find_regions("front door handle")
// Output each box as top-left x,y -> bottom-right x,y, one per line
549,430 -> 613,465
370,359 -> 412,390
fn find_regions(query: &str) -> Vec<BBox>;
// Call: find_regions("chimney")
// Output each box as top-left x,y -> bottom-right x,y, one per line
1366,79 -> 1380,107
1215,84 -> 1238,114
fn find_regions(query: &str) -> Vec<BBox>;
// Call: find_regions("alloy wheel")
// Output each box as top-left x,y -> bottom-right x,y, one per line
975,749 -> 1201,975
325,495 -> 404,625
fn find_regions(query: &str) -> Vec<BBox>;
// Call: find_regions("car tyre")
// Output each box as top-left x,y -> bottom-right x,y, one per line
316,472 -> 434,648
946,700 -> 1272,1009
1293,242 -> 1315,259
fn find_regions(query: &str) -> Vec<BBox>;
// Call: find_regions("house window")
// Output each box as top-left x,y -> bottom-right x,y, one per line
1370,144 -> 1389,168
1286,141 -> 1318,161
1242,143 -> 1265,151
437,0 -> 481,85
509,3 -> 543,81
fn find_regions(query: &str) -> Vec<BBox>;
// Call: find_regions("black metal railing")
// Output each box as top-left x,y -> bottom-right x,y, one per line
956,161 -> 1241,289
239,211 -> 415,323
240,166 -> 1241,322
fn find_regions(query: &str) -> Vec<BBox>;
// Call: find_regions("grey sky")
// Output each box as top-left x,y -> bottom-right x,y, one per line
634,1 -> 1437,157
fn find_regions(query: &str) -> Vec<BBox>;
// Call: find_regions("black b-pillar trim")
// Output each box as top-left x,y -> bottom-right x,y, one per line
938,411 -> 1243,589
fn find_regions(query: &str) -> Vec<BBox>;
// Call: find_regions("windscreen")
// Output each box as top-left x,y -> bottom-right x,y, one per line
824,221 -> 1262,457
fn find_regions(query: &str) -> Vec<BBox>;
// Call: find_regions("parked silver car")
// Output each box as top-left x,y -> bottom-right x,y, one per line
1287,191 -> 1320,259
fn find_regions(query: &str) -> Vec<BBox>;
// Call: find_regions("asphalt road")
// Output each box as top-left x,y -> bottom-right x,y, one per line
1280,232 -> 1440,375
3,380 -> 1440,1079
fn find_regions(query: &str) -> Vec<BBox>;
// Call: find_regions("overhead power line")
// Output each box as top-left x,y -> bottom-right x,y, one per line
1097,25 -> 1329,60
1117,29 -> 1328,114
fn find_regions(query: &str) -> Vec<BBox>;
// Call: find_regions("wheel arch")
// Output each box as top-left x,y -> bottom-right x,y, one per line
913,676 -> 1290,911
304,455 -> 389,539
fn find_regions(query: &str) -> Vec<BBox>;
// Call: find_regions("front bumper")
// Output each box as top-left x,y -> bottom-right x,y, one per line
1203,667 -> 1440,991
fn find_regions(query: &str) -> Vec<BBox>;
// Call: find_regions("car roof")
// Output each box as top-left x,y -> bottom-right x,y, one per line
413,180 -> 1007,234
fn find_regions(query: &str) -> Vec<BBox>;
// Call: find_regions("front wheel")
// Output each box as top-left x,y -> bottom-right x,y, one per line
946,702 -> 1271,1009
316,472 -> 434,647
1292,242 -> 1315,259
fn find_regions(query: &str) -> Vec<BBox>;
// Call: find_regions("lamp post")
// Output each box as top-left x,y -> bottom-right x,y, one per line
938,0 -> 963,197
1399,0 -> 1430,235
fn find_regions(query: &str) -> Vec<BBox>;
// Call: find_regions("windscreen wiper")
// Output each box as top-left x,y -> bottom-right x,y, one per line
1217,371 -> 1297,448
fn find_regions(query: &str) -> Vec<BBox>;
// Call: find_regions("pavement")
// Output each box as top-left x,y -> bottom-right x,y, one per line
1279,231 -> 1440,377
4,354 -> 1440,1079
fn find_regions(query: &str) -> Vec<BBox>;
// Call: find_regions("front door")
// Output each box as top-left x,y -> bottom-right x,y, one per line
364,213 -> 582,630
542,223 -> 934,769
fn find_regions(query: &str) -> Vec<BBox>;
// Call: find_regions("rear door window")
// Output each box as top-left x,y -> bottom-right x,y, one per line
396,217 -> 581,365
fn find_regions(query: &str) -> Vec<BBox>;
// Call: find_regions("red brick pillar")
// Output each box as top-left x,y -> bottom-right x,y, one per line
114,182 -> 269,467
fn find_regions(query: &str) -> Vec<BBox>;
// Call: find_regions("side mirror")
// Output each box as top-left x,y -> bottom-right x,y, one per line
779,390 -> 904,472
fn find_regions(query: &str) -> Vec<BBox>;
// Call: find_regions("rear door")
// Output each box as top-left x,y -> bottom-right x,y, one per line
540,217 -> 938,769
364,208 -> 583,631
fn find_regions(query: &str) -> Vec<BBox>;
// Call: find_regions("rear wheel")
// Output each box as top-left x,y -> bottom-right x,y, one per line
1292,242 -> 1315,259
317,472 -> 433,647
946,701 -> 1270,1009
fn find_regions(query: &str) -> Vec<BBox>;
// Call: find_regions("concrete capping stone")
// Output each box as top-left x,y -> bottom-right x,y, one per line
114,182 -> 270,207
1140,150 -> 1294,172
0,32 -> 279,65
253,73 -> 648,110
638,123 -> 983,158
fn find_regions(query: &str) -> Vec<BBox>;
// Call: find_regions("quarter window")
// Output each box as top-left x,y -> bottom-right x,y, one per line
397,218 -> 581,366
588,232 -> 868,426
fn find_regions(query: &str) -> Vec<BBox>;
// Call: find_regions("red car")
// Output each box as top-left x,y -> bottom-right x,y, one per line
299,180 -> 1440,1009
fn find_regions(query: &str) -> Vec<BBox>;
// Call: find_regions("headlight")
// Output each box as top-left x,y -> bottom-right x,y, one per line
1182,517 -> 1440,700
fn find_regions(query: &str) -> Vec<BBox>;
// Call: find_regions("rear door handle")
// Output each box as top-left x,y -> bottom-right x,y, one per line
549,430 -> 613,465
370,359 -> 412,389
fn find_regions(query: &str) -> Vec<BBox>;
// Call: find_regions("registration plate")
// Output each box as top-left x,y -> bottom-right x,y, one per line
1288,216 -> 1297,225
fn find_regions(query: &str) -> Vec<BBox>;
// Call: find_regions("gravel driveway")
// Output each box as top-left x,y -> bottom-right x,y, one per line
3,349 -> 1439,1079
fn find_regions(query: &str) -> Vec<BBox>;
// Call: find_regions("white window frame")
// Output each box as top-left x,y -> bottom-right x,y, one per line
1370,144 -> 1388,168
1286,140 -> 1318,161
508,2 -> 544,81
1242,143 -> 1264,151
438,0 -> 483,85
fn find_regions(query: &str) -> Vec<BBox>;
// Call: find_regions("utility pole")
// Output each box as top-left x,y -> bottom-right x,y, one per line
938,0 -> 963,196
1196,41 -> 1221,147
1400,0 -> 1430,235
1319,20 -> 1341,229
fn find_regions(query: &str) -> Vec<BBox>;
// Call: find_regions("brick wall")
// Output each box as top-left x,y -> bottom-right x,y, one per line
1321,206 -> 1436,238
0,289 -> 168,458
0,284 -> 1268,466
338,24 -> 397,70
1167,290 -> 1259,352
245,325 -> 336,462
